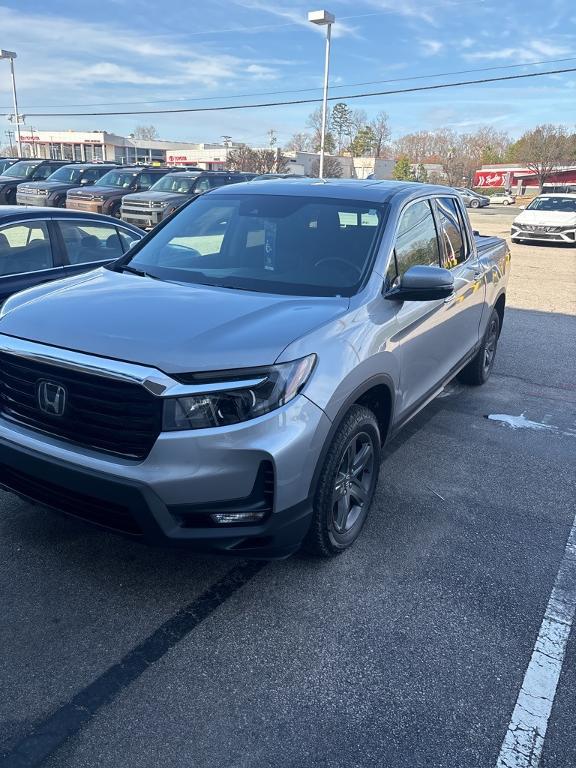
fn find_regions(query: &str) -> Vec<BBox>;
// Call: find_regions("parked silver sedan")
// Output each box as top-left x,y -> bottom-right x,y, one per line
456,188 -> 491,208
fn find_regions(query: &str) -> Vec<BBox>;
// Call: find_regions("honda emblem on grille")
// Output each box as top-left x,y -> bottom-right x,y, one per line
37,380 -> 67,416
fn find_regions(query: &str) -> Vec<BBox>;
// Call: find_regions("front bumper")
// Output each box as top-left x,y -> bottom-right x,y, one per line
120,207 -> 164,229
16,193 -> 49,207
511,226 -> 576,244
0,395 -> 330,558
67,199 -> 104,214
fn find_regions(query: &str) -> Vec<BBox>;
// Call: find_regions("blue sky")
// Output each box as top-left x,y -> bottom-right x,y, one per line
1,0 -> 575,146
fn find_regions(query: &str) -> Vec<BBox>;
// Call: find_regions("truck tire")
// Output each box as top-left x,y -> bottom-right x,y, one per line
301,405 -> 381,557
458,308 -> 500,386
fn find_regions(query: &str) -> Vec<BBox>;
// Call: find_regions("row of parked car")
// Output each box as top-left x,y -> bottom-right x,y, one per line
0,158 -> 259,225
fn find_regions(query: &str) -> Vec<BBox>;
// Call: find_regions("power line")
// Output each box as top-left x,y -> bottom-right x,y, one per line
15,66 -> 576,118
4,56 -> 576,111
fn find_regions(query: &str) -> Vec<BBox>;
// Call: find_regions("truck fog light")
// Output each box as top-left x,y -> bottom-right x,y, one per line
211,511 -> 267,524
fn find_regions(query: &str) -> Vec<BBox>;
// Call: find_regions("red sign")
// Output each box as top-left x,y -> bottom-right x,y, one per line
473,171 -> 507,187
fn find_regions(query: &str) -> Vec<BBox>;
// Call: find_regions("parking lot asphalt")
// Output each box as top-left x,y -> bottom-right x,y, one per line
1,208 -> 575,768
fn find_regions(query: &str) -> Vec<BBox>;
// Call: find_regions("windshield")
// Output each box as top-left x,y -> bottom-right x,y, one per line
3,161 -> 42,179
45,166 -> 82,183
0,159 -> 17,175
120,193 -> 386,297
150,174 -> 200,193
527,196 -> 576,213
96,170 -> 138,189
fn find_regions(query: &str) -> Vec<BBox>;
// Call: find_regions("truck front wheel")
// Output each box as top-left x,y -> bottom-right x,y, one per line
301,405 -> 381,557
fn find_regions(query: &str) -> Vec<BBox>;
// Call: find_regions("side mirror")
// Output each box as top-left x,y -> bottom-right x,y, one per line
473,229 -> 480,236
385,265 -> 454,302
80,177 -> 90,185
519,205 -> 526,210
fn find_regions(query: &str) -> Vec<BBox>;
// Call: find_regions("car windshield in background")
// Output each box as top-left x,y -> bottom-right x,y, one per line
3,161 -> 41,179
527,196 -> 576,213
121,194 -> 386,297
150,174 -> 200,193
46,166 -> 82,183
96,170 -> 138,188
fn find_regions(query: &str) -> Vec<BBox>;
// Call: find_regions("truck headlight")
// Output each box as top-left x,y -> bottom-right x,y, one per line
162,355 -> 316,431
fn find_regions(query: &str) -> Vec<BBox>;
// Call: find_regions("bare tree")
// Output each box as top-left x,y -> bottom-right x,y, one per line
508,124 -> 572,190
132,125 -> 159,140
369,111 -> 391,158
306,106 -> 336,153
227,145 -> 258,172
0,143 -> 17,157
285,132 -> 312,152
227,144 -> 288,174
310,155 -> 343,178
394,126 -> 511,186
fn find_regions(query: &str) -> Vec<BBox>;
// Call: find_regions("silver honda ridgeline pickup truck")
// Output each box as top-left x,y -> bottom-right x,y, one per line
0,180 -> 509,558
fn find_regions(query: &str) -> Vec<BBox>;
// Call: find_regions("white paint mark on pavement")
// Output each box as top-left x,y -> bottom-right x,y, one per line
495,514 -> 576,768
487,413 -> 555,432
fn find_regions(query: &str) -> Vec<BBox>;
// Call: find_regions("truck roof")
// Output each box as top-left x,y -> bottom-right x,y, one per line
208,177 -> 459,204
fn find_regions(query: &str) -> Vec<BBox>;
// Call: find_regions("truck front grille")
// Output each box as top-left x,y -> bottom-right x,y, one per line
0,352 -> 163,460
123,201 -> 152,210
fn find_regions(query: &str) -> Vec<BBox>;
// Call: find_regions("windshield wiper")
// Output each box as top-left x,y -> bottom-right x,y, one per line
119,264 -> 160,280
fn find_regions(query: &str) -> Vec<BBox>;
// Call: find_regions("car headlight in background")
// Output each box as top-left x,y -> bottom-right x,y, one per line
163,355 -> 317,431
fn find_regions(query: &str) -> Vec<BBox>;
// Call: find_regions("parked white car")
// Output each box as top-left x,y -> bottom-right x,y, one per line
511,194 -> 576,244
490,192 -> 516,206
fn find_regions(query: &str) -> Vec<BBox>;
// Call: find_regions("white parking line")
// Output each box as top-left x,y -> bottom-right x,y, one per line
495,513 -> 576,768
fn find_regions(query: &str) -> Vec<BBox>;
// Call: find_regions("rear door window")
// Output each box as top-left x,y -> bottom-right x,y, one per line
58,220 -> 125,264
0,221 -> 53,276
435,197 -> 468,268
117,228 -> 142,253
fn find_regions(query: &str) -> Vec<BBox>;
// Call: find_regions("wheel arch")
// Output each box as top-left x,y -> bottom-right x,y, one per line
307,375 -> 395,499
494,291 -> 506,334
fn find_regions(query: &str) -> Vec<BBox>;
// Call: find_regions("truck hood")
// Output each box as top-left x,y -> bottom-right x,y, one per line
124,191 -> 190,204
68,185 -> 126,198
19,181 -> 75,192
0,175 -> 22,187
514,210 -> 576,226
0,268 -> 349,373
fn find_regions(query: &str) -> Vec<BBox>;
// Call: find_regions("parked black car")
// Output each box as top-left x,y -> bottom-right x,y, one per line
66,166 -> 181,219
0,158 -> 26,176
120,170 -> 254,229
0,160 -> 78,205
0,207 -> 143,303
16,163 -> 118,209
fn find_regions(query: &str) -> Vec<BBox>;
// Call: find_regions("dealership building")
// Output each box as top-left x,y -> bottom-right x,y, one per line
13,129 -> 245,168
474,163 -> 576,193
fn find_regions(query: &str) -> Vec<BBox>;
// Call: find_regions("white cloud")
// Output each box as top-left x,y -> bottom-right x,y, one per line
359,0 -> 446,25
464,39 -> 571,63
231,0 -> 359,38
0,5 -> 281,96
420,39 -> 444,56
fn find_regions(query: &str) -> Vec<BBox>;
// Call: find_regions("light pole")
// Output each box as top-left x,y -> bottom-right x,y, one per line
0,50 -> 22,156
308,10 -> 335,179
